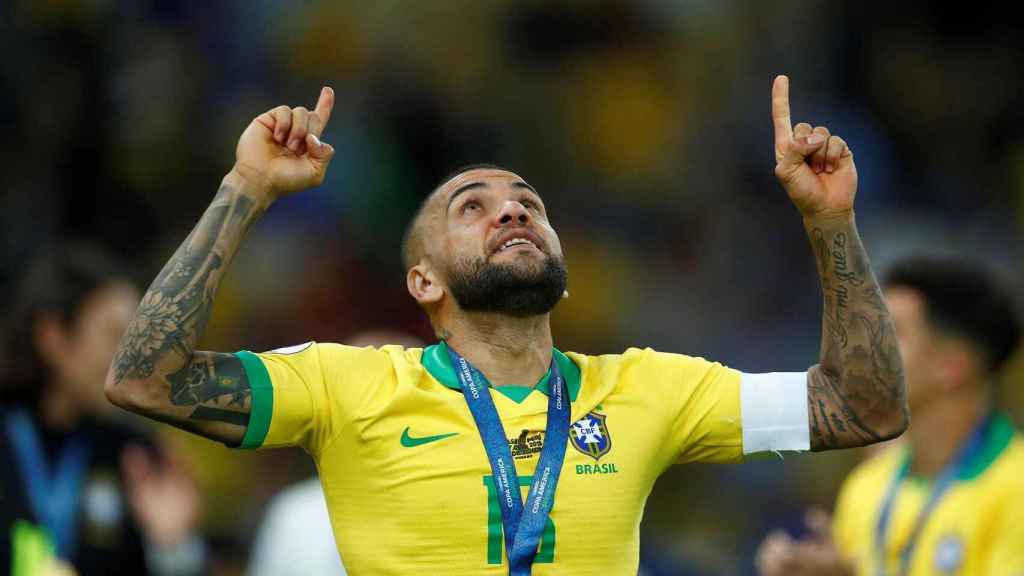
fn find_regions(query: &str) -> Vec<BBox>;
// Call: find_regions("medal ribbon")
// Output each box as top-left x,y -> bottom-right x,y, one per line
874,414 -> 991,576
6,409 -> 91,559
447,345 -> 570,576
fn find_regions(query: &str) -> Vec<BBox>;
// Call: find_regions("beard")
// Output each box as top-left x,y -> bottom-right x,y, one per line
447,253 -> 568,318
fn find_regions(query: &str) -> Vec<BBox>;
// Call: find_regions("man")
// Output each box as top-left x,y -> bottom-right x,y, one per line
105,75 -> 907,574
756,257 -> 1024,576
0,243 -> 204,576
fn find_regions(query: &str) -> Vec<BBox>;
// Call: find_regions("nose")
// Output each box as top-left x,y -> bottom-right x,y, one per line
495,200 -> 530,226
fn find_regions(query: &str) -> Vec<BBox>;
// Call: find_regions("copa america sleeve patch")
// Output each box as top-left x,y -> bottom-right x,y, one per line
266,342 -> 314,355
739,372 -> 810,454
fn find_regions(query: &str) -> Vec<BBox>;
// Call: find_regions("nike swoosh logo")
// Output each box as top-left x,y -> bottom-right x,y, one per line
400,427 -> 458,448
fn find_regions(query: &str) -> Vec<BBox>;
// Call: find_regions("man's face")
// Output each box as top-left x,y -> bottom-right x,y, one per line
886,286 -> 942,412
51,282 -> 139,415
427,168 -> 567,317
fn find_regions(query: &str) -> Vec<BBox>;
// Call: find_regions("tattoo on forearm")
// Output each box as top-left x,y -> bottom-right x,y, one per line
807,219 -> 906,450
111,184 -> 263,429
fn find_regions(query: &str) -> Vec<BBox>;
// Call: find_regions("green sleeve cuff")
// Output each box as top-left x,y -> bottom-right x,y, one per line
236,351 -> 273,449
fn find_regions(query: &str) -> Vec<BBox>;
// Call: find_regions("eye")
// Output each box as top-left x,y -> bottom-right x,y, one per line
462,200 -> 481,214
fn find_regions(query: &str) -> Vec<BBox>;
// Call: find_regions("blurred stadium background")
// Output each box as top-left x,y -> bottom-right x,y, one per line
3,1 -> 1023,574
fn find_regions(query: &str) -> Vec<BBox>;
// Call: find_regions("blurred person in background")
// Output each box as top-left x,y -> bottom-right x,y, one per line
105,75 -> 908,575
0,243 -> 205,576
247,330 -> 423,576
756,257 -> 1024,576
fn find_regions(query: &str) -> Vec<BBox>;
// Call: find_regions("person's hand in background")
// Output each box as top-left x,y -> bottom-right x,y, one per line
121,444 -> 200,551
755,508 -> 853,576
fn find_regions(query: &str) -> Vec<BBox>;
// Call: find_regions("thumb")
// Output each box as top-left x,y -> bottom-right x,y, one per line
780,133 -> 826,170
306,133 -> 335,165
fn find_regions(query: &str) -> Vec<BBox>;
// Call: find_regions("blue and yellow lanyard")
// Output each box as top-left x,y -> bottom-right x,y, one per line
5,409 -> 91,559
447,346 -> 570,576
873,415 -> 990,576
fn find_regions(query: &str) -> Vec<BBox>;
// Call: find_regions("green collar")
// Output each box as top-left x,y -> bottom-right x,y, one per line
903,412 -> 1015,483
421,341 -> 581,403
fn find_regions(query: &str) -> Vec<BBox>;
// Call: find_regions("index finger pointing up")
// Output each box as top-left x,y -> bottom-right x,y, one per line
312,86 -> 335,136
771,75 -> 793,149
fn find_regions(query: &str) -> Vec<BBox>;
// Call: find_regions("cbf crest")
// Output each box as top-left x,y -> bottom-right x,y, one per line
569,412 -> 611,460
934,534 -> 965,574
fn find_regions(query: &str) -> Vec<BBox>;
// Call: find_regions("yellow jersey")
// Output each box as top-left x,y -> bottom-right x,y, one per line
833,414 -> 1024,576
235,341 -> 750,575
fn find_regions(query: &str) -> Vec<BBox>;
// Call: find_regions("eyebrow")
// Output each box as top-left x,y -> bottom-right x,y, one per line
445,180 -> 540,213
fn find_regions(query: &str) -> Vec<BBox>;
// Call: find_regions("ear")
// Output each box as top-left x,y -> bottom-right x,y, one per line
33,314 -> 69,367
407,262 -> 444,305
934,341 -> 978,392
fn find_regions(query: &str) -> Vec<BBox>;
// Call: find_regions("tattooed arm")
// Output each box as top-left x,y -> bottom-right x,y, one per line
105,88 -> 337,445
804,214 -> 906,450
770,75 -> 907,451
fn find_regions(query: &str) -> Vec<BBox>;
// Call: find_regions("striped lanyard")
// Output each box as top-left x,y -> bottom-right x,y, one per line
447,345 -> 570,576
873,415 -> 990,576
6,409 -> 91,559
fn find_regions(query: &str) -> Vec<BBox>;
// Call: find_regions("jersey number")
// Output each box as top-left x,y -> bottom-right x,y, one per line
483,475 -> 556,565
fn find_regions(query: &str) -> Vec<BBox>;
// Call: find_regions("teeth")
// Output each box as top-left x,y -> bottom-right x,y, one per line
500,238 -> 534,251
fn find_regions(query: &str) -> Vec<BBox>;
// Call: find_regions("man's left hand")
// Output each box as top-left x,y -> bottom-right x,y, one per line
771,75 -> 857,219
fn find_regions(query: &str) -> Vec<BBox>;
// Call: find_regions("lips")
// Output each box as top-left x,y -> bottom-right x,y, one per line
490,228 -> 545,255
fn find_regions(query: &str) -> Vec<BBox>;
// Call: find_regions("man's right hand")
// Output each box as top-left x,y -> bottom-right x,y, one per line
233,87 -> 336,202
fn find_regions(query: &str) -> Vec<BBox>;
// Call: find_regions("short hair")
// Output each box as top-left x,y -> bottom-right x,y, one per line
1,241 -> 131,408
884,256 -> 1021,373
401,163 -> 515,271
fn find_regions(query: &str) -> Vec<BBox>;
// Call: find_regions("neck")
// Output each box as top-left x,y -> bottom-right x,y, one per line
440,312 -> 553,388
908,387 -> 989,477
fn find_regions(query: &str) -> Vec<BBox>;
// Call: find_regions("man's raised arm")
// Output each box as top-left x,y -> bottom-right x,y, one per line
770,75 -> 908,451
105,88 -> 336,445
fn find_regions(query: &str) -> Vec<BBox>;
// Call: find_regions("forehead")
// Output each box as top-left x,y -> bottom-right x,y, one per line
433,169 -> 534,207
886,286 -> 926,328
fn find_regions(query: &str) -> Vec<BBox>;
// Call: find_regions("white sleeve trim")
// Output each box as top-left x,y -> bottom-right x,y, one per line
740,372 -> 810,454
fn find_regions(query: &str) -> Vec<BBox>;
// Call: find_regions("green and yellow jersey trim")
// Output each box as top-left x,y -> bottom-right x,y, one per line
901,412 -> 1016,484
420,341 -> 582,403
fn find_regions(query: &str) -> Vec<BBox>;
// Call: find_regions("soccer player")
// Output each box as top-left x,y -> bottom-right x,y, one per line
105,75 -> 907,574
755,257 -> 1024,576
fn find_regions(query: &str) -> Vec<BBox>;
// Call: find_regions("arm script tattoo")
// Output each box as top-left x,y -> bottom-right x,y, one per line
111,183 -> 265,440
805,215 -> 907,450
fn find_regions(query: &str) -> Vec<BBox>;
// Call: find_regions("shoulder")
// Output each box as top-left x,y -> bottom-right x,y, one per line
840,443 -> 904,497
256,341 -> 421,374
565,348 -> 737,409
981,432 -> 1024,489
566,347 -> 730,377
